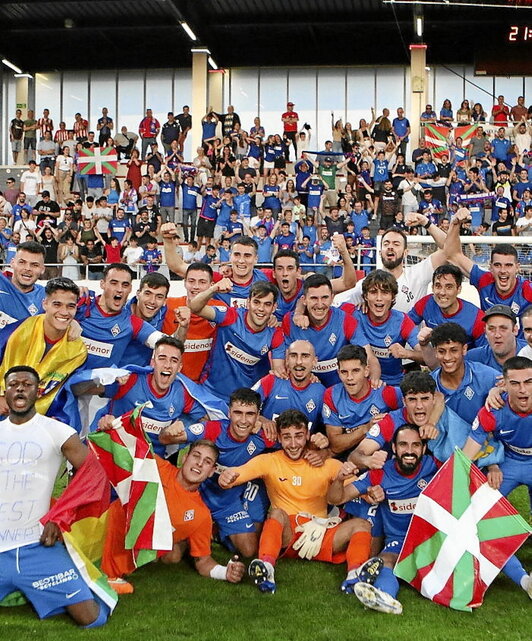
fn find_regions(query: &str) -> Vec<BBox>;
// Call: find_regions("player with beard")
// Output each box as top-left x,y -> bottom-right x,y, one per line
329,424 -> 438,612
444,208 -> 532,333
102,439 -> 246,594
253,339 -> 325,434
349,371 -> 472,470
408,265 -> 486,348
75,264 -> 164,369
336,422 -> 532,614
334,213 -> 447,313
219,410 -> 372,595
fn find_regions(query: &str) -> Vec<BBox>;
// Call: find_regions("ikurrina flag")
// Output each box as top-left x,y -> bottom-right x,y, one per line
88,404 -> 173,568
394,448 -> 531,611
78,147 -> 118,175
454,124 -> 478,148
424,124 -> 450,159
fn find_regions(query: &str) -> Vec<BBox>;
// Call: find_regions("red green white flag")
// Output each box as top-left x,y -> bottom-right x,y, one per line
394,448 -> 531,611
424,124 -> 450,159
78,147 -> 118,175
454,124 -> 478,148
88,404 -> 173,568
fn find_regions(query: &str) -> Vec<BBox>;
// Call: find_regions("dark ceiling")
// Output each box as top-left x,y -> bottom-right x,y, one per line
0,1 -> 530,72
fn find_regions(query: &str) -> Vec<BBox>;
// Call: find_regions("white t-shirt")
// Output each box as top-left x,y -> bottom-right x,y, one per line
56,154 -> 74,172
515,216 -> 532,235
0,413 -> 75,552
20,170 -> 42,196
334,255 -> 434,313
123,245 -> 143,265
518,344 -> 532,359
398,178 -> 421,209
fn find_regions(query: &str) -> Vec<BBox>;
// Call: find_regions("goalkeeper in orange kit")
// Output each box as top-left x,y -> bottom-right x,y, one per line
219,409 -> 381,593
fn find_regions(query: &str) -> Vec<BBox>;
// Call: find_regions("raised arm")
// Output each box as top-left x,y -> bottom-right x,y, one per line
330,232 -> 358,293
187,277 -> 233,319
443,207 -> 474,277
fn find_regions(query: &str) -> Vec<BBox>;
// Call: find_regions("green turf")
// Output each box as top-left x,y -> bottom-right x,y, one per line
3,489 -> 531,640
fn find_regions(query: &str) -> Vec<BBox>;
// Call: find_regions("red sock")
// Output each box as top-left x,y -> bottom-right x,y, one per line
346,531 -> 372,571
258,518 -> 284,566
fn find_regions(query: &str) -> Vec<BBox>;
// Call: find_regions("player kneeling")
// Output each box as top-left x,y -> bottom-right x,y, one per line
219,409 -> 372,593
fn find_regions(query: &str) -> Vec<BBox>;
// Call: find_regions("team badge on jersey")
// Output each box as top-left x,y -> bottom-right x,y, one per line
369,404 -> 380,416
464,386 -> 474,400
511,301 -> 520,315
472,416 -> 479,431
329,332 -> 337,345
417,478 -> 428,490
189,423 -> 204,436
28,303 -> 39,315
184,509 -> 195,522
168,403 -> 175,416
260,344 -> 269,355
323,404 -> 331,418
306,399 -> 316,413
368,424 -> 380,437
384,335 -> 392,347
111,323 -> 121,337
247,441 -> 256,455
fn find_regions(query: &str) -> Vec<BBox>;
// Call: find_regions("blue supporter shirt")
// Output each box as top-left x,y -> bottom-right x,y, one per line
353,457 -> 437,541
119,296 -> 167,367
342,305 -> 419,385
159,181 -> 176,207
465,340 -> 527,372
201,306 -> 284,401
181,183 -> 200,210
97,371 -> 206,457
253,373 -> 325,433
0,272 -> 45,347
408,295 -> 486,348
109,217 -> 131,243
431,361 -> 499,425
277,308 -> 370,387
75,293 -> 161,368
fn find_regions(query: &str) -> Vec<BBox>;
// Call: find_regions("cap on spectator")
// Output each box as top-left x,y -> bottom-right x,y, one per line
287,101 -> 294,106
482,304 -> 517,324
324,157 -> 332,163
42,190 -> 50,197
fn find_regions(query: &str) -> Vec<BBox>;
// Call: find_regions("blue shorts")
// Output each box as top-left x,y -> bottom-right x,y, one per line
0,542 -> 94,619
500,458 -> 532,497
343,497 -> 384,537
213,504 -> 256,543
381,537 -> 404,556
243,480 -> 269,524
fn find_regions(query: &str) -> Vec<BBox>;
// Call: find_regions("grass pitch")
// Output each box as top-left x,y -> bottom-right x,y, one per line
2,489 -> 531,641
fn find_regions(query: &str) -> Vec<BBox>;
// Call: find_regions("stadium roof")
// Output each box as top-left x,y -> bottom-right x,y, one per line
0,0 -> 529,72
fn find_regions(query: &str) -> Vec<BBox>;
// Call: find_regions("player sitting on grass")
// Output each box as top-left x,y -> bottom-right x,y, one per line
219,409 -> 374,594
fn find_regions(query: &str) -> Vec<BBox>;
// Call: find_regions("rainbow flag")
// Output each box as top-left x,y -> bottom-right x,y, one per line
88,404 -> 173,568
78,147 -> 118,175
395,448 -> 531,611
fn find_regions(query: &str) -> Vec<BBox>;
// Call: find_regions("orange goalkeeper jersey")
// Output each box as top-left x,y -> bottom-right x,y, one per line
230,451 -> 342,518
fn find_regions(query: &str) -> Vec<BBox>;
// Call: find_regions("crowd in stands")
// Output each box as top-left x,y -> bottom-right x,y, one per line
3,94 -> 532,278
